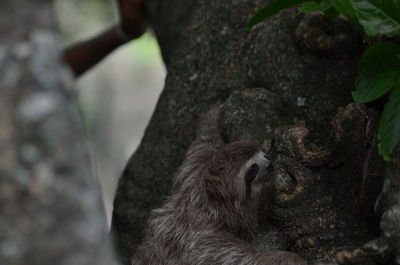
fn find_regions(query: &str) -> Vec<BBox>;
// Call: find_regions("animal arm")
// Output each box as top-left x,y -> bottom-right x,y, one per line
172,106 -> 224,191
187,230 -> 259,265
186,230 -> 306,265
189,106 -> 225,156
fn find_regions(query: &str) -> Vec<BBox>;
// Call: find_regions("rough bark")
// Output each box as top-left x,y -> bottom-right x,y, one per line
380,146 -> 400,263
112,1 -> 399,265
0,1 -> 118,265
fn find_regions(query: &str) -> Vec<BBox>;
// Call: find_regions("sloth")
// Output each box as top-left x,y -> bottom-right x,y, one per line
132,107 -> 306,265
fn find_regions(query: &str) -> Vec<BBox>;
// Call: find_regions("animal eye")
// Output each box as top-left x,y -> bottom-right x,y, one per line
245,164 -> 260,185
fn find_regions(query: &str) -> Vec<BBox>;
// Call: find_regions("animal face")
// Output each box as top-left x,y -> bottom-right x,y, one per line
206,141 -> 273,208
242,150 -> 272,202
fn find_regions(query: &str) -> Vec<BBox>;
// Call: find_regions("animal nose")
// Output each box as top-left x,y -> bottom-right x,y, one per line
258,156 -> 273,183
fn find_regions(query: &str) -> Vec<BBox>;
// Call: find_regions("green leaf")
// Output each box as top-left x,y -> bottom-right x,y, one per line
247,0 -> 314,28
324,7 -> 340,19
352,42 -> 400,103
299,1 -> 333,13
378,84 -> 400,160
351,0 -> 400,36
330,0 -> 362,28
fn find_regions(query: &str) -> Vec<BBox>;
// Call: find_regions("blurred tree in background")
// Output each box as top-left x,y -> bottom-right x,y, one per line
54,0 -> 165,224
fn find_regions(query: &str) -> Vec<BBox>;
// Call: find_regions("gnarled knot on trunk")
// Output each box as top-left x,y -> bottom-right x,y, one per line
275,126 -> 332,168
296,12 -> 361,55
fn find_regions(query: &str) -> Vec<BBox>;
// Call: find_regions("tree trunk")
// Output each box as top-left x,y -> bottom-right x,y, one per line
0,1 -> 118,264
112,0 -> 400,264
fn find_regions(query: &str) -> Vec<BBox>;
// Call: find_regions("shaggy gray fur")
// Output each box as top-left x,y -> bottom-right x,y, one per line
132,107 -> 306,265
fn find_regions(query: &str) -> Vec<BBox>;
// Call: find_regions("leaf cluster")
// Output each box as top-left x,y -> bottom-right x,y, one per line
248,0 -> 400,160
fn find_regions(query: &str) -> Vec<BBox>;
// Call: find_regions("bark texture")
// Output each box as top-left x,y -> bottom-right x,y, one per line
112,1 -> 399,265
0,1 -> 118,265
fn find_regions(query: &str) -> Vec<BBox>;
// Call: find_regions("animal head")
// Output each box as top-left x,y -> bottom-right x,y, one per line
205,140 -> 273,210
185,140 -> 274,240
